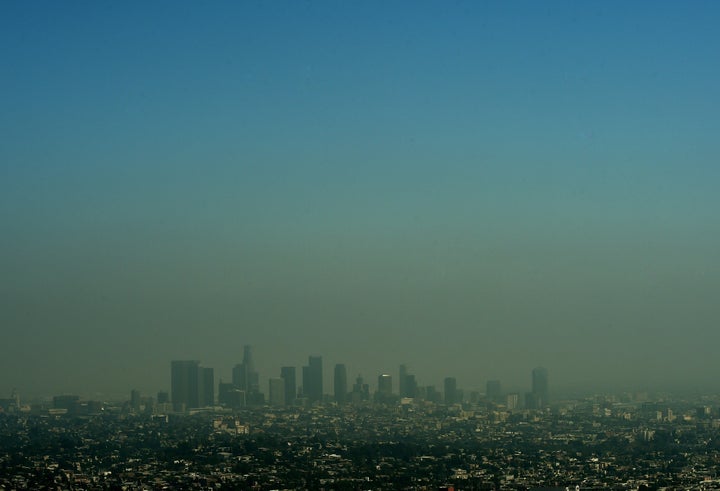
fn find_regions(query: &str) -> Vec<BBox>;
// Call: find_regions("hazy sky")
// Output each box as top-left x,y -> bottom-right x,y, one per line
2,1 -> 719,398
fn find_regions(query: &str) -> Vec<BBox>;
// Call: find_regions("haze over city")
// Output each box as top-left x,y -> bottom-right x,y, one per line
1,2 -> 719,398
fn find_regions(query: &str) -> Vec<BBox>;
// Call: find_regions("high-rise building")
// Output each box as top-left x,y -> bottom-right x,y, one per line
405,374 -> 417,398
378,374 -> 392,395
351,374 -> 370,403
219,382 -> 246,408
486,380 -> 502,403
232,345 -> 260,393
232,345 -> 262,405
302,355 -> 323,403
375,373 -> 393,404
444,377 -> 458,405
218,382 -> 235,405
130,389 -> 141,412
280,366 -> 296,406
269,377 -> 285,406
398,364 -> 417,398
243,345 -> 260,392
200,367 -> 214,407
232,363 -> 246,390
170,360 -> 214,411
171,360 -> 201,411
531,367 -> 549,409
425,385 -> 441,403
334,364 -> 347,405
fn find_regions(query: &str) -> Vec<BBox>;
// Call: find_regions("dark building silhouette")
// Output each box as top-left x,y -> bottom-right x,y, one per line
157,391 -> 169,404
486,380 -> 502,403
406,374 -> 417,398
130,389 -> 141,412
233,345 -> 259,392
444,377 -> 458,405
243,345 -> 259,392
376,373 -> 393,403
218,382 -> 234,405
530,366 -> 549,409
351,374 -> 370,403
302,355 -> 323,403
280,366 -> 296,406
399,364 -> 417,398
232,363 -> 246,390
201,367 -> 214,407
219,381 -> 246,408
170,360 -> 214,411
171,360 -> 200,410
231,345 -> 262,405
419,385 -> 441,403
269,377 -> 285,406
53,394 -> 80,410
378,374 -> 392,395
334,364 -> 347,405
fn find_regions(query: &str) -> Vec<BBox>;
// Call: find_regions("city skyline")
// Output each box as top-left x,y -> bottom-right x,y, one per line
2,2 -> 720,398
170,352 -> 551,410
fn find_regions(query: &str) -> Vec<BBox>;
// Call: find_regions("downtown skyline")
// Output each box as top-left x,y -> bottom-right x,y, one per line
169,349 -> 551,411
2,2 -> 720,398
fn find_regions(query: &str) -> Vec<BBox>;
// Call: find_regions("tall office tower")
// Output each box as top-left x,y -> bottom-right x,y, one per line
242,345 -> 260,392
200,367 -> 214,407
405,374 -> 418,399
506,392 -> 519,410
334,364 -> 348,405
351,374 -> 370,403
531,367 -> 549,408
425,385 -> 441,403
444,377 -> 458,405
280,366 -> 296,406
232,363 -> 247,390
399,364 -> 418,398
302,355 -> 323,403
269,377 -> 285,406
486,380 -> 502,403
378,374 -> 392,395
171,360 -> 201,410
218,382 -> 234,405
130,389 -> 141,412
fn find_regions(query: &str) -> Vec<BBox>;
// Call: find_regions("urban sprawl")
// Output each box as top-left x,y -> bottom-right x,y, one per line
2,348 -> 720,490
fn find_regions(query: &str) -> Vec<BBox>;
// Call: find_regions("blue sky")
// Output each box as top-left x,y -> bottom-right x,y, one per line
1,1 -> 719,397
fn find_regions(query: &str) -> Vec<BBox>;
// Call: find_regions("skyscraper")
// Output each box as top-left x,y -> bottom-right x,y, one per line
232,363 -> 246,390
243,345 -> 259,392
232,345 -> 259,393
334,364 -> 347,405
399,364 -> 417,398
531,366 -> 549,408
486,380 -> 502,403
269,377 -> 285,406
200,367 -> 214,407
444,377 -> 458,405
130,389 -> 141,412
171,360 -> 200,411
280,366 -> 296,406
351,374 -> 370,403
378,374 -> 392,395
404,374 -> 417,399
303,355 -> 323,403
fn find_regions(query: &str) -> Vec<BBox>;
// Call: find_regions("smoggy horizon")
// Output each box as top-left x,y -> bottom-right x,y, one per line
2,2 -> 719,398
